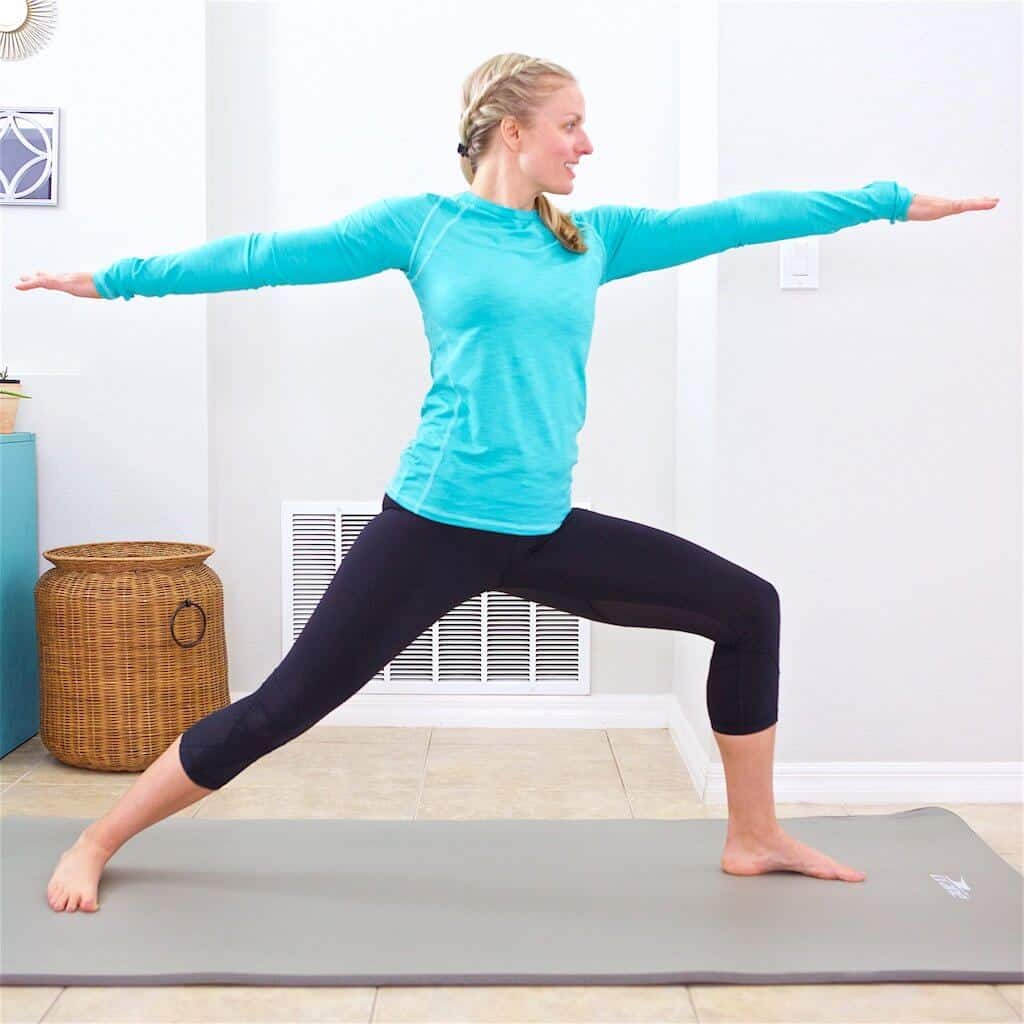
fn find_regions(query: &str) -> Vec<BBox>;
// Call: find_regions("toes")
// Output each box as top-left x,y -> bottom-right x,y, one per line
804,861 -> 844,880
833,862 -> 865,881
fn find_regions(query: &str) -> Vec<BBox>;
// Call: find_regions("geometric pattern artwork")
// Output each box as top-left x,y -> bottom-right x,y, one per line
0,107 -> 59,205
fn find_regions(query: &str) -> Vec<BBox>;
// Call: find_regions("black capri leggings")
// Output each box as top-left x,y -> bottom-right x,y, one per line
179,492 -> 780,789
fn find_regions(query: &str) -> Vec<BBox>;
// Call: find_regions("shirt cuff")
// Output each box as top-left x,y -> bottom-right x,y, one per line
92,268 -> 120,300
889,183 -> 914,224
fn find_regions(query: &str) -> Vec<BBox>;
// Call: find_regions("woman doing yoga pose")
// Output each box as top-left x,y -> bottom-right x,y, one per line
17,53 -> 998,913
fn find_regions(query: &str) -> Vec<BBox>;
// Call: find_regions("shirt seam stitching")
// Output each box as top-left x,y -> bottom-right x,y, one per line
408,202 -> 467,286
407,195 -> 445,280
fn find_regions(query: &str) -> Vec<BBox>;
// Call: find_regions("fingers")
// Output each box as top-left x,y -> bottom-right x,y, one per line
908,194 -> 1000,221
14,271 -> 100,299
955,197 -> 999,211
14,271 -> 54,291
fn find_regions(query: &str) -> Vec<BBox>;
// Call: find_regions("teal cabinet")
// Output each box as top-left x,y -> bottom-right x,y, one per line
0,432 -> 40,756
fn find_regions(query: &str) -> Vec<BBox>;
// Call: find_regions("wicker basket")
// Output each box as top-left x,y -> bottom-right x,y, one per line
35,542 -> 229,773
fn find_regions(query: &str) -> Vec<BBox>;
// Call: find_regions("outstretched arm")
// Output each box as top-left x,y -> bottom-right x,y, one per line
84,197 -> 415,301
15,198 -> 418,301
12,195 -> 411,299
581,181 -> 928,285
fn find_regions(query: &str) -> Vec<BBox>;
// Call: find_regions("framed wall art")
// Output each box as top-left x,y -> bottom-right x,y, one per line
0,106 -> 59,205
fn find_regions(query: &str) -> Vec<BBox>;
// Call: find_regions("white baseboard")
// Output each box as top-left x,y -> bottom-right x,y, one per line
662,700 -> 1024,806
231,688 -> 1023,805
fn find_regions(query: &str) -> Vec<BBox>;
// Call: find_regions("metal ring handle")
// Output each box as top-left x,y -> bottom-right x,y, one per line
170,599 -> 207,649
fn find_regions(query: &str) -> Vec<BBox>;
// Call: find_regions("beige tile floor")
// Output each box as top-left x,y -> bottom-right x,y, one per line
1,727 -> 1021,1024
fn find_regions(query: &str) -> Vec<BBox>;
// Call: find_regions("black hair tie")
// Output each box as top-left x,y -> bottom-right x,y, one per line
457,143 -> 468,156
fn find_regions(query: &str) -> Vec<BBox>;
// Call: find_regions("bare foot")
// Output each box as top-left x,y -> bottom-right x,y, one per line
722,827 -> 866,882
47,828 -> 117,912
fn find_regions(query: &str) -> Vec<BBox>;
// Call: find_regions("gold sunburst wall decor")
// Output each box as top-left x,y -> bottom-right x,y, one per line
0,0 -> 58,61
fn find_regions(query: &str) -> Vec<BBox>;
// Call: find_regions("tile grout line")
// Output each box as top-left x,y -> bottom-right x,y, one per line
412,728 -> 434,821
993,984 -> 1023,1017
604,730 -> 636,819
36,986 -> 64,1023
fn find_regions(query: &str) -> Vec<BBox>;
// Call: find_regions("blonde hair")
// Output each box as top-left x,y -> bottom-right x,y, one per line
458,53 -> 587,254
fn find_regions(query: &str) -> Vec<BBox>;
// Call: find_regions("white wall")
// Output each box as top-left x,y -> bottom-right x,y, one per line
2,1 -> 1018,767
701,0 -> 1020,764
1,3 -> 209,570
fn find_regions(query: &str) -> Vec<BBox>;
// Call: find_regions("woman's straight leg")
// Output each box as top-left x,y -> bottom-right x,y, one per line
49,493 -> 532,910
180,494 -> 521,789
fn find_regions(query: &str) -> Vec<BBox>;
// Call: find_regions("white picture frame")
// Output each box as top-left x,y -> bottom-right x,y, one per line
0,106 -> 60,205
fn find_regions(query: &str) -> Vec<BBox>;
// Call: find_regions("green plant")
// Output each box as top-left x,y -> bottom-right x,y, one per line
0,364 -> 31,399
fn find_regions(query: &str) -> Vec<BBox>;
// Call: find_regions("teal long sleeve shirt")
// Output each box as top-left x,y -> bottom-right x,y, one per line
94,181 -> 914,534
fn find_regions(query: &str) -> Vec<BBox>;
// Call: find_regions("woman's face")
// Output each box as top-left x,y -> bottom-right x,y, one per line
516,82 -> 594,194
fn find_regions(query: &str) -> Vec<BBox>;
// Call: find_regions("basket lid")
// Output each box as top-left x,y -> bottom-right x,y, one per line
42,541 -> 215,572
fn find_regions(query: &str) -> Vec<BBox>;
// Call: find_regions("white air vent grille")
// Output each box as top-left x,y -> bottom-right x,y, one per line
282,500 -> 590,695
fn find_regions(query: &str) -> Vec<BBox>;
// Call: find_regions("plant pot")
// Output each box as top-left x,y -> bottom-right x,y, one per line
0,379 -> 23,434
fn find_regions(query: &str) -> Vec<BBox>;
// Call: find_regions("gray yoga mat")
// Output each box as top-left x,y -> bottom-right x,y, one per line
1,807 -> 1021,986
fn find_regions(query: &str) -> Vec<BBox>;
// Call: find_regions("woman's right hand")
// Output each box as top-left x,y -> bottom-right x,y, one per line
14,271 -> 101,298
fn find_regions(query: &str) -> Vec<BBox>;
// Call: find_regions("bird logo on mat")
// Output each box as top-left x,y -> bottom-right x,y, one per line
930,873 -> 972,900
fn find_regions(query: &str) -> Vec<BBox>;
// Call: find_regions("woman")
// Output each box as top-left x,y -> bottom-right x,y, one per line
21,53 -> 997,913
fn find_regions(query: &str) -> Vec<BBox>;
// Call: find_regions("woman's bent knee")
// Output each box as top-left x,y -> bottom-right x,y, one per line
730,576 -> 779,651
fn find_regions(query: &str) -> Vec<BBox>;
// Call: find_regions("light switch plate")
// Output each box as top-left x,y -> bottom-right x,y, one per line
780,238 -> 819,289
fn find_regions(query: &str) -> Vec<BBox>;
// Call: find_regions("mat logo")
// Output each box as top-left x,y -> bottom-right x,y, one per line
930,873 -> 972,900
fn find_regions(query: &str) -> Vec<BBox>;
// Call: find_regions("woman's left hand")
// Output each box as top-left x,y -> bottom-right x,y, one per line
906,193 -> 999,221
